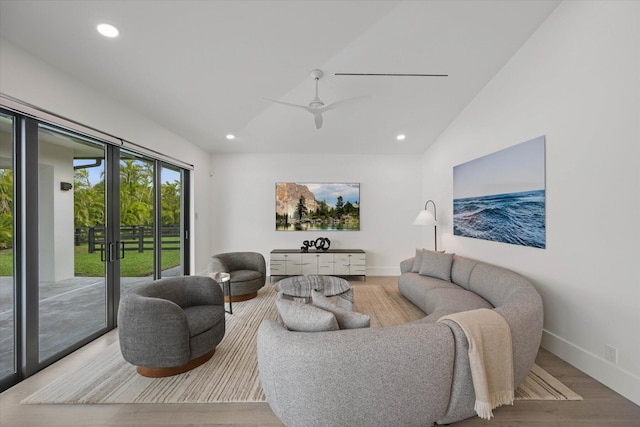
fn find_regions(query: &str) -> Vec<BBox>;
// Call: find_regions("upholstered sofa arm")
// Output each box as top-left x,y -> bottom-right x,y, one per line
400,257 -> 415,274
118,294 -> 191,367
257,320 -> 455,427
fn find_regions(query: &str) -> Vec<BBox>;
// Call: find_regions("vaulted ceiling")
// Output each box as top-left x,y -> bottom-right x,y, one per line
0,0 -> 559,154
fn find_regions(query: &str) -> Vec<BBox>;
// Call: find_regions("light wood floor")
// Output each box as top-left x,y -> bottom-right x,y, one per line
1,278 -> 639,426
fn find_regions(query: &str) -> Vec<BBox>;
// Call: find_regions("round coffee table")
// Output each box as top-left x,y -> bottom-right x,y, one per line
274,275 -> 353,309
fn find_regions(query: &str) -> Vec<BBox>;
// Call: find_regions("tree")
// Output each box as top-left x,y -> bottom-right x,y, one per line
334,195 -> 344,219
316,200 -> 329,218
343,201 -> 354,215
73,168 -> 105,227
296,195 -> 308,221
0,168 -> 13,214
119,159 -> 154,226
161,180 -> 181,225
0,169 -> 12,248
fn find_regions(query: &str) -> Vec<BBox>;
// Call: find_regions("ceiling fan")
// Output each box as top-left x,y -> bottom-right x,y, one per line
334,72 -> 448,77
263,69 -> 366,130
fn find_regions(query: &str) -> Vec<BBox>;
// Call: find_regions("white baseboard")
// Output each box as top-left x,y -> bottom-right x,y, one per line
365,266 -> 401,276
542,329 -> 640,405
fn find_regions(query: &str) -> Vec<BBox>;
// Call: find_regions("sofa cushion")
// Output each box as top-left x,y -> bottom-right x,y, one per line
411,248 -> 426,272
311,290 -> 370,329
398,273 -> 459,312
276,297 -> 339,332
421,288 -> 493,316
419,251 -> 454,281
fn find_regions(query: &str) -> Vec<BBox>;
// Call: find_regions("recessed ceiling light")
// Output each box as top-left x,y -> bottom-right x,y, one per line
97,23 -> 119,38
226,134 -> 235,140
396,134 -> 406,141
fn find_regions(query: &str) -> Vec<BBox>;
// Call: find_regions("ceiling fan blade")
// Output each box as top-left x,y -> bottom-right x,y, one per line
319,95 -> 369,112
335,73 -> 448,77
262,97 -> 308,110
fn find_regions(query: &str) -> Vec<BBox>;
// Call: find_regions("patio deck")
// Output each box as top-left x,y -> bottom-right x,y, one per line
0,266 -> 181,377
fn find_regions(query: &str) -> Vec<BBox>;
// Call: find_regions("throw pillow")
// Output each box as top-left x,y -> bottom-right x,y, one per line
311,290 -> 370,329
411,248 -> 426,273
419,250 -> 454,281
275,298 -> 339,332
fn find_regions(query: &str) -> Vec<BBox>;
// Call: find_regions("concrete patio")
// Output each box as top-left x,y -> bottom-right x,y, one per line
0,266 -> 181,377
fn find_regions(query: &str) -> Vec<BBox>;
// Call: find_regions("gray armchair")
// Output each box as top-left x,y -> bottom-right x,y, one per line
209,252 -> 266,302
118,275 -> 226,377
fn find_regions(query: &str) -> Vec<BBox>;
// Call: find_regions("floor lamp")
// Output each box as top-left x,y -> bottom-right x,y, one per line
413,200 -> 438,251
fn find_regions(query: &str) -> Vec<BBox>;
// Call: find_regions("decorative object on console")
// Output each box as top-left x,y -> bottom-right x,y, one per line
276,182 -> 360,231
453,135 -> 546,248
300,237 -> 331,252
413,199 -> 438,251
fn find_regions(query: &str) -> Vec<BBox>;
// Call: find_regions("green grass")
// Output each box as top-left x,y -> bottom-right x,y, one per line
0,249 -> 13,276
75,245 -> 180,277
0,247 -> 180,277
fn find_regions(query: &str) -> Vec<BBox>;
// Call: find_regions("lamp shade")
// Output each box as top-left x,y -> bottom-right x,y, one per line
413,209 -> 437,226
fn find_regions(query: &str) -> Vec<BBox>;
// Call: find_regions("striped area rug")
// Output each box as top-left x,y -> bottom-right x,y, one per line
21,283 -> 580,404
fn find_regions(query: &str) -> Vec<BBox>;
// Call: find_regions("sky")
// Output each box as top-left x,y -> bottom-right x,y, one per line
306,183 -> 360,207
453,136 -> 545,199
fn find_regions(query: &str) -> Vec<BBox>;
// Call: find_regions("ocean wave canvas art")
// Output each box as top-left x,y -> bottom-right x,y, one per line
453,136 -> 546,248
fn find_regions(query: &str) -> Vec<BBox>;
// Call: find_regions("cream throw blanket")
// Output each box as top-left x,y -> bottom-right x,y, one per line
439,308 -> 514,420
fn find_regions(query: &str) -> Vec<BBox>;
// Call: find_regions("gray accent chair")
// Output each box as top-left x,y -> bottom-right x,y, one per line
118,275 -> 226,377
209,252 -> 266,302
257,254 -> 543,426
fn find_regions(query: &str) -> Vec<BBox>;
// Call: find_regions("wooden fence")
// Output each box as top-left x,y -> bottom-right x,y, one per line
74,225 -> 181,255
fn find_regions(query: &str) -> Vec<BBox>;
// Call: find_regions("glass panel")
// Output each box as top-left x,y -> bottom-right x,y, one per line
38,126 -> 107,362
0,114 -> 15,379
160,164 -> 183,277
119,151 -> 155,293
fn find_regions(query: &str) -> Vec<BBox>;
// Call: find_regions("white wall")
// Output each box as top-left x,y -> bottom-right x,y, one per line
38,144 -> 75,281
209,153 -> 423,275
0,39 -> 212,274
420,1 -> 639,404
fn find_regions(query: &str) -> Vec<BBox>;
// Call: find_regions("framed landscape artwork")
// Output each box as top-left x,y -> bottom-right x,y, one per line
275,182 -> 360,231
453,136 -> 546,248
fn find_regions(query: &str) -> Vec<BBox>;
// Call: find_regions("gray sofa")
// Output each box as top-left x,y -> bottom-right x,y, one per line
256,253 -> 543,426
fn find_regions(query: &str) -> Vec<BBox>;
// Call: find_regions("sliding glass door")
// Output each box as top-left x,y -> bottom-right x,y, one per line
118,155 -> 187,293
0,105 -> 191,392
37,126 -> 108,362
0,113 -> 16,386
160,163 -> 184,278
119,151 -> 156,292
